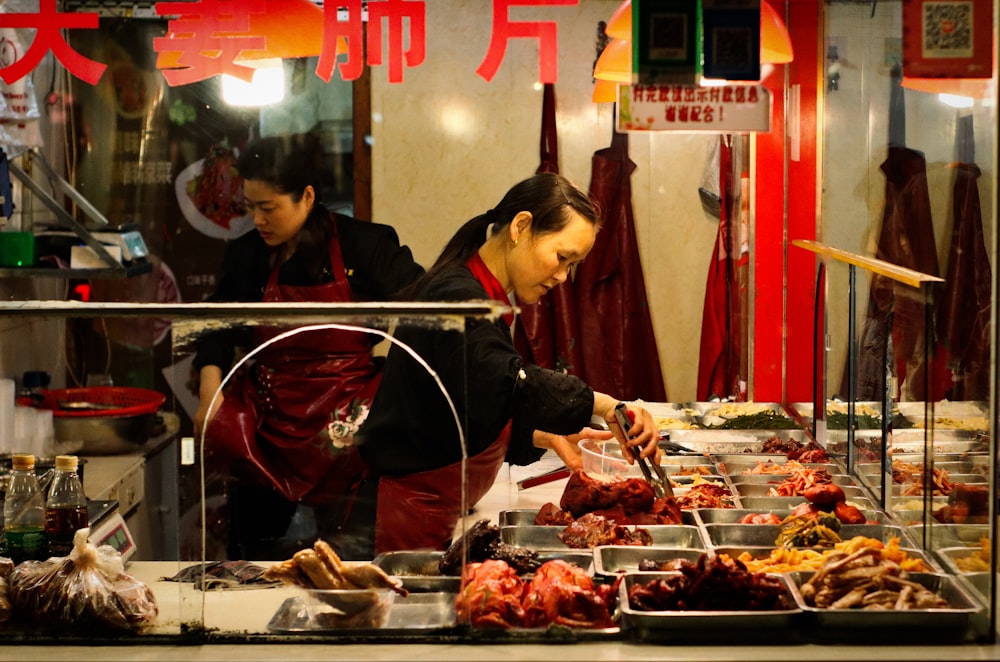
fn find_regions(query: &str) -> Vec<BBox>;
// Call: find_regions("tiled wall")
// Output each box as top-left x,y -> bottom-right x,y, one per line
372,1 -> 718,401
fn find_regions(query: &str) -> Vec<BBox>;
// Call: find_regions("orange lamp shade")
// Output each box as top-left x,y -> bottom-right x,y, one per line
592,78 -> 619,103
606,0 -> 632,40
761,1 -> 794,64
593,39 -> 632,83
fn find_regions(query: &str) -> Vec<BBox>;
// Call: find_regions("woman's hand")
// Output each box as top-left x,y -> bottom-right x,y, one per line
600,399 -> 660,465
532,427 -> 614,471
193,366 -> 224,437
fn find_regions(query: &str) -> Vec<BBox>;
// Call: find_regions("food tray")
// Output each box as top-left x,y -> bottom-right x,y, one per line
731,482 -> 868,499
498,509 -> 698,527
694,508 -> 788,525
500,524 -> 706,550
896,400 -> 988,419
658,454 -> 716,468
371,551 -> 460,593
617,571 -> 802,642
702,523 -> 914,548
593,546 -> 705,576
267,591 -> 458,634
662,431 -> 771,454
907,524 -> 991,549
717,461 -> 843,476
937,546 -> 991,575
740,495 -> 875,511
712,545 -> 941,573
958,572 -> 993,602
785,571 -> 981,641
729,473 -> 857,487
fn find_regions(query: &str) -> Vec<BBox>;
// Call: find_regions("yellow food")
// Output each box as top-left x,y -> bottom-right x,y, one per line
953,538 -> 991,573
732,536 -> 927,574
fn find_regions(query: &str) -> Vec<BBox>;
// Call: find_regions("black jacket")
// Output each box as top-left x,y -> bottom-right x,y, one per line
192,213 -> 424,371
357,265 -> 594,475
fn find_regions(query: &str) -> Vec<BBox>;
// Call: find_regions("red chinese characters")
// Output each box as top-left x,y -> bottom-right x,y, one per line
317,0 -> 425,83
154,0 -> 268,86
476,0 -> 577,83
0,0 -> 105,85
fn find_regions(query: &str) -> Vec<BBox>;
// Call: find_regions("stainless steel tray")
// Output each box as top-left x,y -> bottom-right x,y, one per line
703,523 -> 915,549
732,482 -> 868,499
267,592 -> 458,633
713,545 -> 941,573
719,461 -> 843,476
785,571 -> 981,633
958,572 -> 993,603
371,549 -> 595,592
910,524 -> 991,549
740,495 -> 875,511
618,571 -> 801,636
371,551 -> 459,593
498,508 -> 698,527
696,507 -> 894,526
729,473 -> 857,487
500,524 -> 706,550
694,508 -> 789,525
593,546 -> 705,576
937,546 -> 991,575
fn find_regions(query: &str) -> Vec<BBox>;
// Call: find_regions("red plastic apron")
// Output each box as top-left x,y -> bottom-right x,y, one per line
206,226 -> 377,506
373,255 -> 513,553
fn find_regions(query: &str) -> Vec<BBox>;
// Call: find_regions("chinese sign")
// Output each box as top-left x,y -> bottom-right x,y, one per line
617,84 -> 771,133
0,0 -> 581,86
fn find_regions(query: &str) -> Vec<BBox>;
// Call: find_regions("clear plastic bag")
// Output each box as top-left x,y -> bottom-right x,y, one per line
8,528 -> 158,631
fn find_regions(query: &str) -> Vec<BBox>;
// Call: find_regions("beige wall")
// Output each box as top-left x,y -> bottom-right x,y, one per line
371,0 -> 719,402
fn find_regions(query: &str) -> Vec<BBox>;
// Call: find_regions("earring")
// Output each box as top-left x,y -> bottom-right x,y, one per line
512,238 -> 518,248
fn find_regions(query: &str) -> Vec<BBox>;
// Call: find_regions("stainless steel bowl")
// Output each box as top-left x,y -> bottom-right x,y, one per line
53,412 -> 157,455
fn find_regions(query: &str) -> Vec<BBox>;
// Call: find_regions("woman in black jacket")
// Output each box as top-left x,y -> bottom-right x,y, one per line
352,172 -> 657,556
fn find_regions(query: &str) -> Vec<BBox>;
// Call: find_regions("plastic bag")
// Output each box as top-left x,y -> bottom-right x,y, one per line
8,528 -> 158,631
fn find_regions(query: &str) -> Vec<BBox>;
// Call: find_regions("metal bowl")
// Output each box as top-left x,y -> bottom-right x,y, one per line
53,412 -> 158,455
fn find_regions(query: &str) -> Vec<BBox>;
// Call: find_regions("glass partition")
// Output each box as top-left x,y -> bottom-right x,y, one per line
0,299 -> 492,641
795,240 -> 996,641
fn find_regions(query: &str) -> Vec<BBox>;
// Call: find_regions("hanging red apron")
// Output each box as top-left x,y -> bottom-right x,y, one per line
206,224 -> 377,506
373,255 -> 513,554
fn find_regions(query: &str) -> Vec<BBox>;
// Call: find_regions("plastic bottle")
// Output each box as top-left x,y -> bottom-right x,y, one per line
44,455 -> 89,557
3,453 -> 46,564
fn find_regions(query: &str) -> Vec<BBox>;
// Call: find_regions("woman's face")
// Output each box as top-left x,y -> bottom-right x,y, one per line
511,210 -> 596,304
243,180 -> 314,247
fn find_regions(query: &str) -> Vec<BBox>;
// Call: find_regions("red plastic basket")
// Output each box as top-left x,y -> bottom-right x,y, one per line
30,387 -> 166,418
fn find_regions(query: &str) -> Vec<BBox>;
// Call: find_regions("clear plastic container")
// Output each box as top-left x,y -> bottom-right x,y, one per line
3,453 -> 46,563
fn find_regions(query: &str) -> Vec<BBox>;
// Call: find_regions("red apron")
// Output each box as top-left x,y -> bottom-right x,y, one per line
373,255 -> 513,554
206,227 -> 377,506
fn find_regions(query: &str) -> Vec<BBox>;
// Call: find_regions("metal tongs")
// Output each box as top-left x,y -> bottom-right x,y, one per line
613,403 -> 673,499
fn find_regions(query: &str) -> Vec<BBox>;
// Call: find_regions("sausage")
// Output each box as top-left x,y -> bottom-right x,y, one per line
834,501 -> 866,525
803,483 -> 845,509
293,549 -> 340,589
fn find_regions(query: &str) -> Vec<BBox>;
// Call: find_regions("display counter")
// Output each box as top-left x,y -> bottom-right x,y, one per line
1,462 -> 999,661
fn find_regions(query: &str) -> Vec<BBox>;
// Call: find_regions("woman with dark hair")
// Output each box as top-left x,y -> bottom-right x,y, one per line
351,171 -> 657,556
191,133 -> 424,560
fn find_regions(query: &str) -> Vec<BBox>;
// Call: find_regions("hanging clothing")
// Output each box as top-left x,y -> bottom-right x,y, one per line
850,69 -> 939,401
513,84 -> 586,377
934,114 -> 991,400
697,136 -> 741,400
576,130 -> 666,401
